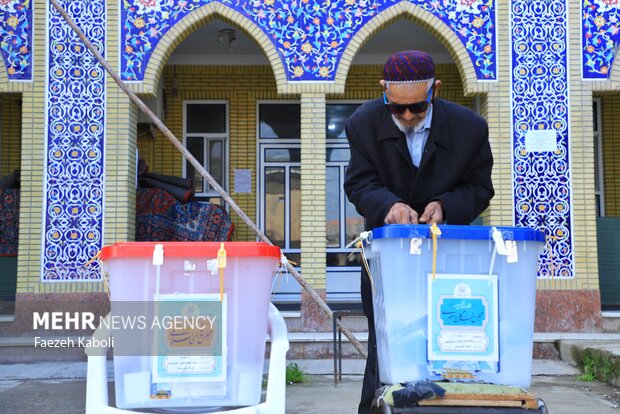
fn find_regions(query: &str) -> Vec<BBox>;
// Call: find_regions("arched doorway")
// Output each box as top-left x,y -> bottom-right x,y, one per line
0,92 -> 21,317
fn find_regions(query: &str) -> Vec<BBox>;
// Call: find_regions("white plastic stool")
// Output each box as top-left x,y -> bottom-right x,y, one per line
85,303 -> 289,414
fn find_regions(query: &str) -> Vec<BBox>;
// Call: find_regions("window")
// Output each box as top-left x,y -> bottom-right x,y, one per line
183,102 -> 228,203
326,103 -> 364,267
258,103 -> 302,265
594,98 -> 604,217
258,102 -> 363,268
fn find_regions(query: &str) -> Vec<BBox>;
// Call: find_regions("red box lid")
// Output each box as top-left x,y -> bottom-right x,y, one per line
100,242 -> 281,260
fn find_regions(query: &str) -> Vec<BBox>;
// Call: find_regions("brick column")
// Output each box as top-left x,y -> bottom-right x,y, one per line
481,1 -> 513,228
300,93 -> 329,331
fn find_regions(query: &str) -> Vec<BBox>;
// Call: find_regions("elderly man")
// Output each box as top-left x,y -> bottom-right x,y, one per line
343,50 -> 494,414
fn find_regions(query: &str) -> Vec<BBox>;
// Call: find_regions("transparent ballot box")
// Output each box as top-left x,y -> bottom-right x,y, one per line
365,225 -> 544,387
100,242 -> 281,410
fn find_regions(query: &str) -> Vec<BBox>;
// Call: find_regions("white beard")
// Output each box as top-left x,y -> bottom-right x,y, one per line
391,113 -> 428,135
391,115 -> 413,134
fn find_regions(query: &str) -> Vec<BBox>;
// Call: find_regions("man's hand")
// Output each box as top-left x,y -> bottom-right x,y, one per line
419,201 -> 444,224
384,202 -> 419,224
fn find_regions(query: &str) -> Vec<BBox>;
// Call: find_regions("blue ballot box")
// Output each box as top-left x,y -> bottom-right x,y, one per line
365,225 -> 545,387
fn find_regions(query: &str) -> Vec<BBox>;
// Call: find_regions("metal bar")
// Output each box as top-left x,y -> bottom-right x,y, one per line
333,311 -> 338,386
49,0 -> 367,359
338,314 -> 343,383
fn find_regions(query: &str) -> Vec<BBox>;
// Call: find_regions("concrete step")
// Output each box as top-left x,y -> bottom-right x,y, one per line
281,310 -> 368,333
557,336 -> 620,387
602,311 -> 620,332
286,331 -> 368,359
0,336 -> 89,363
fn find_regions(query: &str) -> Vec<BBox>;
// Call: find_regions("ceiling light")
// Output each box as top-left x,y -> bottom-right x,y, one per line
216,29 -> 237,50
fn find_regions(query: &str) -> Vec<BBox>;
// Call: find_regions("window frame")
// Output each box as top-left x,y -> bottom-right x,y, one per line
593,97 -> 605,217
256,100 -> 364,268
257,99 -> 301,256
325,101 -> 365,270
182,100 -> 229,200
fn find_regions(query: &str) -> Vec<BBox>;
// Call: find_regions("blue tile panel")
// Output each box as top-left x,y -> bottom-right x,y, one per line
511,0 -> 573,278
120,0 -> 496,82
43,0 -> 106,280
582,0 -> 620,79
0,0 -> 32,80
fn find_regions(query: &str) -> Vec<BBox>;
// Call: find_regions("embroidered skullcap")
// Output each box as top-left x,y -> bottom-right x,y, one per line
383,50 -> 435,83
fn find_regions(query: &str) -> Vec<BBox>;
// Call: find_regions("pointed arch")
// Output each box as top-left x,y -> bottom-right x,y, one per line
134,2 -> 287,96
603,48 -> 620,90
0,58 -> 14,92
334,2 -> 485,96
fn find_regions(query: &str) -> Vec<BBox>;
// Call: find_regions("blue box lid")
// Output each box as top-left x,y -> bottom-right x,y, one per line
371,224 -> 545,242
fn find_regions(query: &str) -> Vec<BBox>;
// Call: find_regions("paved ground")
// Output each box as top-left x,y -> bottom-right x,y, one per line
286,374 -> 620,414
0,359 -> 619,413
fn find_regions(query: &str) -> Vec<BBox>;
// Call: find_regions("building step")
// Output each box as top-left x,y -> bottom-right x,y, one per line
557,337 -> 620,387
0,336 -> 89,363
285,331 -> 368,359
602,311 -> 620,332
281,310 -> 368,333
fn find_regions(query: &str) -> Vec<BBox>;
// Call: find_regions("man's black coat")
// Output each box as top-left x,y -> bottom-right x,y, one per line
344,97 -> 494,231
344,97 -> 495,414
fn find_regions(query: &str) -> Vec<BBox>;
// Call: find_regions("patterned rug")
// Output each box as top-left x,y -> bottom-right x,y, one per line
135,188 -> 234,242
0,189 -> 18,256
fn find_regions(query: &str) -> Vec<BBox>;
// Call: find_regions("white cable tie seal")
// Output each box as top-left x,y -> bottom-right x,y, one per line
491,227 -> 507,256
360,231 -> 371,244
278,254 -> 290,282
152,244 -> 164,266
271,254 -> 290,295
345,231 -> 372,249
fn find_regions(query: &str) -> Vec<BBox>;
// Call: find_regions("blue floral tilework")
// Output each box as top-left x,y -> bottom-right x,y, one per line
121,0 -> 496,82
0,0 -> 32,80
43,0 -> 106,280
582,0 -> 620,79
511,0 -> 573,278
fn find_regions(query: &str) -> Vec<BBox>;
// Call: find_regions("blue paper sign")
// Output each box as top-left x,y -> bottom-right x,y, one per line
427,274 -> 498,377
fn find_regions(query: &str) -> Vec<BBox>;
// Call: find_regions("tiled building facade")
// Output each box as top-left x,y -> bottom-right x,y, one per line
1,0 -> 619,334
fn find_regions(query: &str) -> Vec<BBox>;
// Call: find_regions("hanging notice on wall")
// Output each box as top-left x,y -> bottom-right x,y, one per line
524,129 -> 558,153
234,169 -> 252,193
427,274 -> 499,377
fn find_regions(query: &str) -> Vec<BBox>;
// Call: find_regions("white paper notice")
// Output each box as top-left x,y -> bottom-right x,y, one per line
234,169 -> 252,193
524,130 -> 558,153
438,331 -> 489,353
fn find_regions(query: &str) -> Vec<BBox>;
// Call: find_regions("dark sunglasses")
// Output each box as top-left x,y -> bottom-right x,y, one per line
383,86 -> 433,115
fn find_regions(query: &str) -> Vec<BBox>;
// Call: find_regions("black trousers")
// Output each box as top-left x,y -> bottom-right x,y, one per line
359,316 -> 377,414
359,266 -> 378,414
